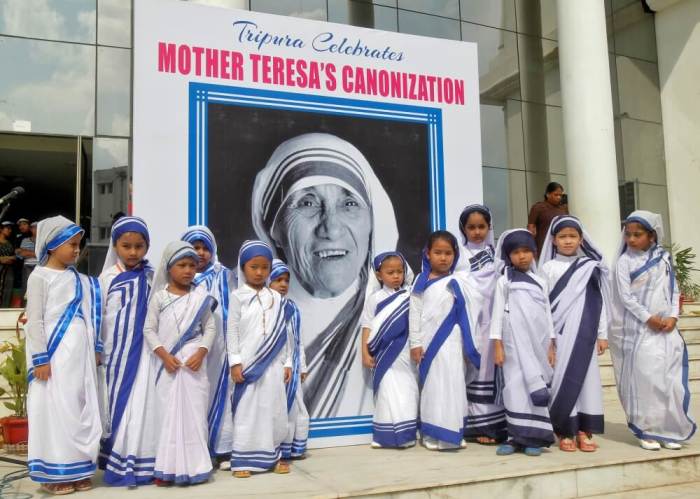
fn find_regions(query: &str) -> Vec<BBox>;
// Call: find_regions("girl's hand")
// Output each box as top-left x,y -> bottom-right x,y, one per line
362,351 -> 376,369
661,317 -> 678,333
162,353 -> 182,374
597,339 -> 609,355
301,372 -> 308,383
34,364 -> 51,381
95,352 -> 102,366
185,347 -> 207,371
493,340 -> 505,366
284,367 -> 292,384
410,346 -> 424,364
548,341 -> 556,368
154,346 -> 181,373
231,364 -> 244,383
646,315 -> 665,332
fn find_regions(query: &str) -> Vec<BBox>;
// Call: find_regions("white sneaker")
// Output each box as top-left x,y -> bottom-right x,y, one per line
219,460 -> 232,470
460,439 -> 467,449
400,440 -> 417,449
370,441 -> 382,449
423,439 -> 439,451
661,441 -> 682,450
640,439 -> 661,451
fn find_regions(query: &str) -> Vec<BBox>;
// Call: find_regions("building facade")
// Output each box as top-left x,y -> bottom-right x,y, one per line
0,0 -> 698,267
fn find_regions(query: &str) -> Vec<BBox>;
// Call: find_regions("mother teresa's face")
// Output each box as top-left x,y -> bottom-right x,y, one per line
273,184 -> 371,298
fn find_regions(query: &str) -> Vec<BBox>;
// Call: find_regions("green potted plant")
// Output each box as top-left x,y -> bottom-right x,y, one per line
671,245 -> 700,311
0,313 -> 28,447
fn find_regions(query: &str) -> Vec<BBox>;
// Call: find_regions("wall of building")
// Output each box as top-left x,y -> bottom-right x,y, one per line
654,0 -> 700,272
0,1 -> 675,247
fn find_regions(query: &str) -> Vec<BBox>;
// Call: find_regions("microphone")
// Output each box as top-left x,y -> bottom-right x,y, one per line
0,186 -> 25,205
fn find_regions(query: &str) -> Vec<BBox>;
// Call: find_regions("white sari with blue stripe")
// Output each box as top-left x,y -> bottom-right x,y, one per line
540,254 -> 606,437
489,269 -> 556,448
26,267 -> 102,483
149,286 -> 216,484
458,242 -> 506,441
281,299 -> 309,459
192,263 -> 235,457
228,286 -> 290,472
409,272 -> 481,449
98,263 -> 157,486
611,245 -> 696,443
365,287 -> 418,447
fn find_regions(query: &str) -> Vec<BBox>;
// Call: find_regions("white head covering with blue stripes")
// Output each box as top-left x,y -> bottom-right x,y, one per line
150,240 -> 199,299
102,216 -> 150,272
35,215 -> 84,266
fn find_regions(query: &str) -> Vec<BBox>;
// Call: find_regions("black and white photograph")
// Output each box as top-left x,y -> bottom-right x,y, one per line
207,103 -> 431,417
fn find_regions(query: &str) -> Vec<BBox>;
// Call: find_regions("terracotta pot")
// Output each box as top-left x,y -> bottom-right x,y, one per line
1,416 -> 28,445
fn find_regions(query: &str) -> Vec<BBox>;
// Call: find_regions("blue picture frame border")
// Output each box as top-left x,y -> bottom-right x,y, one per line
188,81 -> 446,437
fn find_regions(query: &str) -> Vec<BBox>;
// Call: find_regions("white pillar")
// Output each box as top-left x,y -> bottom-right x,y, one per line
556,0 -> 621,261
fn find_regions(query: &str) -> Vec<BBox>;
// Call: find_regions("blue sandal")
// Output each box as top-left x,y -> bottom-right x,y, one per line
496,443 -> 517,456
524,446 -> 542,457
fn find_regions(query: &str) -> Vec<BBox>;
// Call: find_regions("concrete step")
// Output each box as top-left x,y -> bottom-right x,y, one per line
584,480 -> 700,498
679,313 -> 700,329
680,327 -> 700,343
682,301 -> 700,314
8,399 -> 700,499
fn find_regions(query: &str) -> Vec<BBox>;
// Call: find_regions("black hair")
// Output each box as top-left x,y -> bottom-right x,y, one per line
459,206 -> 491,232
427,230 -> 458,253
544,182 -> 564,200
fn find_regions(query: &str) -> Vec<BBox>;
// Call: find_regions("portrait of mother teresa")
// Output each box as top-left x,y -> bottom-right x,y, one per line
252,132 -> 398,418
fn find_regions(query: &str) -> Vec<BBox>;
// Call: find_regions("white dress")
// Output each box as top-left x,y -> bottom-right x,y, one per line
363,286 -> 418,447
610,246 -> 696,442
98,262 -> 157,486
227,285 -> 290,472
489,269 -> 555,448
26,267 -> 102,483
143,286 -> 217,484
539,254 -> 607,437
409,272 -> 481,449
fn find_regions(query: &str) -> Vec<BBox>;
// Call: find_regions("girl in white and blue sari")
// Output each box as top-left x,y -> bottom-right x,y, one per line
538,215 -> 610,452
228,241 -> 292,477
98,216 -> 157,486
490,229 -> 556,457
456,204 -> 506,444
26,216 -> 102,494
144,241 -> 217,485
409,231 -> 481,451
269,259 -> 309,460
361,251 -> 418,449
181,225 -> 236,464
610,210 -> 696,450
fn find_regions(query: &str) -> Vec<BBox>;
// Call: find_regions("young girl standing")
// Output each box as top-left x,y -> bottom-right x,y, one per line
181,225 -> 236,466
26,216 -> 102,494
491,229 -> 556,457
409,231 -> 481,451
228,241 -> 291,477
361,252 -> 418,449
539,216 -> 609,452
610,210 -> 696,450
456,205 -> 506,445
144,241 -> 217,485
98,216 -> 156,486
269,259 -> 309,459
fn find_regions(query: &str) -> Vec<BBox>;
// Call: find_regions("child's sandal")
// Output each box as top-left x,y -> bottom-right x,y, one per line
559,437 -> 577,452
577,432 -> 597,452
41,483 -> 75,495
73,478 -> 93,491
233,470 -> 251,478
476,436 -> 498,445
274,461 -> 290,474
